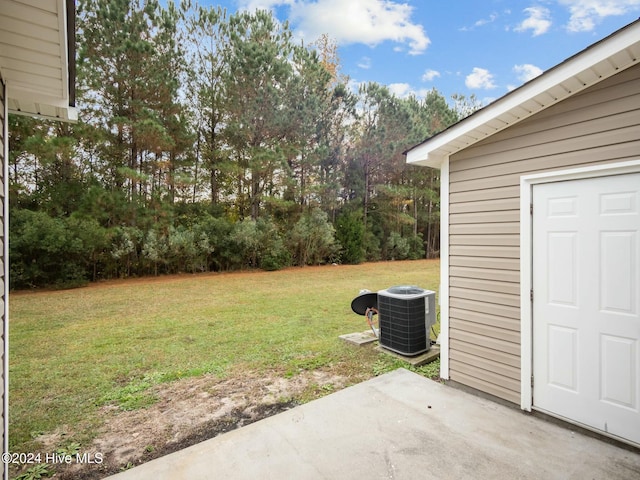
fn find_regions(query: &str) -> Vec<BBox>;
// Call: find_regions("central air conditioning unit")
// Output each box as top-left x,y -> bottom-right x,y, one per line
377,286 -> 436,356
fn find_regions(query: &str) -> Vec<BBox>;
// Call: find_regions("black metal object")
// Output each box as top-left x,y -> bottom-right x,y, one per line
350,292 -> 378,316
350,291 -> 379,338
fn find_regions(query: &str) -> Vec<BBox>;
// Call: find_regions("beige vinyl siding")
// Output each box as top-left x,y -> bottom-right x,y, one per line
447,63 -> 640,404
0,77 -> 5,476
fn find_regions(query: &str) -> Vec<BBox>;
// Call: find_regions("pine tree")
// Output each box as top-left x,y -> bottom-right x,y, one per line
185,5 -> 231,205
221,10 -> 295,219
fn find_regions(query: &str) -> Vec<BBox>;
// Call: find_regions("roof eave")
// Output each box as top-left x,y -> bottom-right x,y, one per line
1,0 -> 77,122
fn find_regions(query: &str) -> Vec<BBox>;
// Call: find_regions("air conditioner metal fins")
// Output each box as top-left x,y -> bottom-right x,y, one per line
377,286 -> 436,356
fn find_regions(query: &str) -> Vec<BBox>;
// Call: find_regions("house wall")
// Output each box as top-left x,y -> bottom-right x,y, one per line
447,63 -> 640,404
0,76 -> 5,478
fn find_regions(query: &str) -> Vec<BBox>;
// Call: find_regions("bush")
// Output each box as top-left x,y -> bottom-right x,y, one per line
287,209 -> 338,266
142,229 -> 168,275
335,209 -> 365,264
9,209 -> 94,289
109,226 -> 143,278
197,215 -> 235,271
255,219 -> 290,271
229,217 -> 290,270
167,227 -> 199,273
363,230 -> 381,262
406,232 -> 426,260
229,218 -> 261,268
386,232 -> 410,260
66,215 -> 110,282
385,232 -> 426,261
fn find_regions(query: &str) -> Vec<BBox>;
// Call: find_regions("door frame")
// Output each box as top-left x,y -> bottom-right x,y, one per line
519,159 -> 640,412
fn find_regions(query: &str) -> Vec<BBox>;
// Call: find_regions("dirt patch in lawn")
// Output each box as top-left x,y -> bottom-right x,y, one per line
43,369 -> 350,480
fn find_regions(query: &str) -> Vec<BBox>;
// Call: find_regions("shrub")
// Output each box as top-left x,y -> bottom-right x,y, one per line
386,232 -> 410,260
335,209 -> 365,264
9,209 -> 99,289
229,217 -> 290,270
363,230 -> 381,262
287,209 -> 338,266
142,229 -> 168,275
109,226 -> 143,278
197,215 -> 235,271
255,218 -> 290,271
406,232 -> 426,260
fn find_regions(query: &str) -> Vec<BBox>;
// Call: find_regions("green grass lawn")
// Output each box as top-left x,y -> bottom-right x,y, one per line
9,259 -> 439,453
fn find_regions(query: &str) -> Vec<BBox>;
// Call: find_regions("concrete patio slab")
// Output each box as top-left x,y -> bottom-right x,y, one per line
107,369 -> 640,480
338,330 -> 378,346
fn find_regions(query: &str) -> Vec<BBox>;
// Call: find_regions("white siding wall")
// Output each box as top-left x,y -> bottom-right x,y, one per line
447,63 -> 640,404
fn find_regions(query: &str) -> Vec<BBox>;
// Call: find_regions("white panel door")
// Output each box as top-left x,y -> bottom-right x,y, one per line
532,173 -> 640,445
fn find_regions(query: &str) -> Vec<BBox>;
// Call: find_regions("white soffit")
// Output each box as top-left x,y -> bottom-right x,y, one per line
0,0 -> 77,121
406,20 -> 640,168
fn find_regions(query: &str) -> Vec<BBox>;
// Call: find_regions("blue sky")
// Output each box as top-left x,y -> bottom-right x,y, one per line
201,0 -> 640,104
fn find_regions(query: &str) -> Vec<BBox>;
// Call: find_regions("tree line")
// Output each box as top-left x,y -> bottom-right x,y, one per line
9,0 -> 478,289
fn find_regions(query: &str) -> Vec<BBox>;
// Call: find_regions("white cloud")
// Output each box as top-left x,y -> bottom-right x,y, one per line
239,0 -> 430,55
465,67 -> 497,90
460,11 -> 502,31
513,63 -> 543,82
388,83 -> 430,99
475,12 -> 499,27
388,83 -> 413,98
515,6 -> 552,36
349,80 -> 427,100
358,56 -> 372,69
239,0 -> 293,12
559,0 -> 640,32
421,69 -> 441,82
